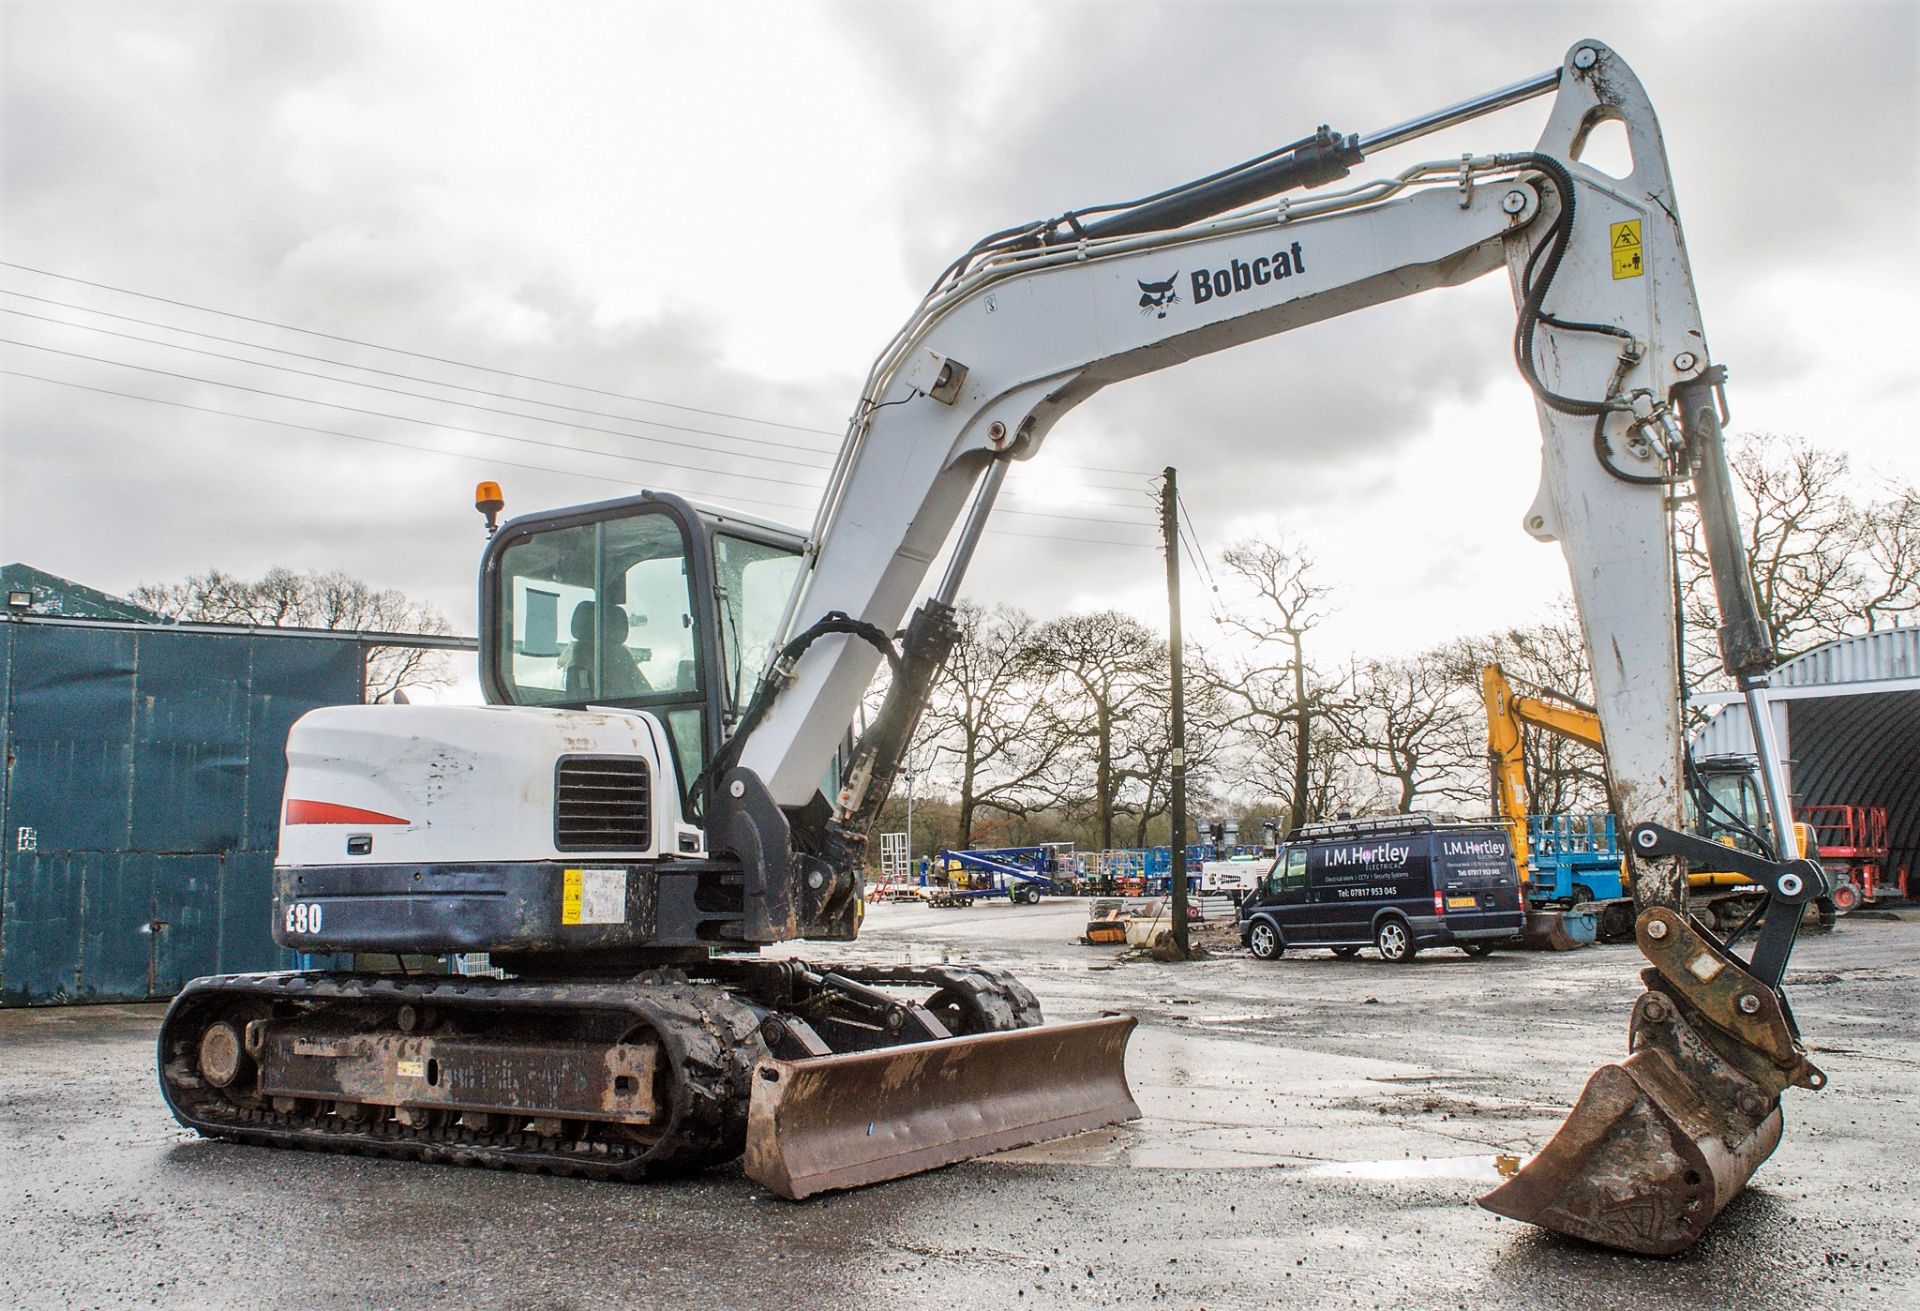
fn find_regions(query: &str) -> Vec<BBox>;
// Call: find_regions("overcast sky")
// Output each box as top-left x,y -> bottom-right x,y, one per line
3,0 -> 1915,696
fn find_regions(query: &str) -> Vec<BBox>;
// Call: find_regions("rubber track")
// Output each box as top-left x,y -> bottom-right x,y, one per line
157,972 -> 766,1180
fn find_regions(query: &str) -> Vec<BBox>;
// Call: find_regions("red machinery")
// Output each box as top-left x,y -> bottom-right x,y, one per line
1798,805 -> 1907,912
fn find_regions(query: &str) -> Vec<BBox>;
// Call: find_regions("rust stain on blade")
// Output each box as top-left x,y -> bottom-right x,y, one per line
744,1015 -> 1139,1200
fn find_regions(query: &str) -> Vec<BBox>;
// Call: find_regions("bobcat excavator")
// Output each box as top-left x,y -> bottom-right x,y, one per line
159,40 -> 1829,1255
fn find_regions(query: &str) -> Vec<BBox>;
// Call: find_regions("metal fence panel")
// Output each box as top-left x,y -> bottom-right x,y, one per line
2,851 -> 86,1003
80,851 -> 154,1002
217,849 -> 284,975
150,852 -> 224,997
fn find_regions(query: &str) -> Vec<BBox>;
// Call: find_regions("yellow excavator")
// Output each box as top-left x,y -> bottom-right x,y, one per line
1483,663 -> 1821,943
161,41 -> 1831,1256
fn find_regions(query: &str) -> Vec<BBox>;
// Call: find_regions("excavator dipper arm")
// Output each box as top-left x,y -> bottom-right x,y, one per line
717,40 -> 1819,1251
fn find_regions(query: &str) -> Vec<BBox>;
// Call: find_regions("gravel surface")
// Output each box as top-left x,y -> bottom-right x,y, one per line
2,900 -> 1914,1309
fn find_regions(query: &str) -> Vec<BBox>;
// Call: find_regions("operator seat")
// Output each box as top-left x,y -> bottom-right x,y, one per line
561,601 -> 651,699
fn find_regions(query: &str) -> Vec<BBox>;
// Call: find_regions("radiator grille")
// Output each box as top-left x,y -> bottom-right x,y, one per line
554,757 -> 651,851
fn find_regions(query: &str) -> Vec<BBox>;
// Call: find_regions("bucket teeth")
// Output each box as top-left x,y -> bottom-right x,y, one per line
745,1015 -> 1139,1199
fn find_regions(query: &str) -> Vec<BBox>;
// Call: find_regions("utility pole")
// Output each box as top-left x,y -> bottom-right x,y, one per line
1161,467 -> 1190,957
904,758 -> 917,879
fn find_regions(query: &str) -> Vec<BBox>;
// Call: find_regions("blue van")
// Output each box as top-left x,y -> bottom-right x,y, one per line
1238,814 -> 1524,963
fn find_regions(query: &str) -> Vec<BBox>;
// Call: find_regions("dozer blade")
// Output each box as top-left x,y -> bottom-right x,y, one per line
744,1015 -> 1138,1200
1478,1045 -> 1781,1255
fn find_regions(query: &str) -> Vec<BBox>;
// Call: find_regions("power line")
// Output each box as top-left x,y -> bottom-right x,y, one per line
0,261 -> 845,436
994,527 -> 1157,551
1176,492 -> 1225,594
4,369 -> 1155,548
3,369 -> 637,492
0,335 -> 830,493
0,262 -> 1158,482
2,329 -> 1155,531
0,290 -> 841,459
0,305 -> 834,469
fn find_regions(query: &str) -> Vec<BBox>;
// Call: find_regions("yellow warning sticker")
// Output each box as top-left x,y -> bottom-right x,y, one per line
1610,219 -> 1644,280
560,866 -> 627,926
396,1058 -> 426,1079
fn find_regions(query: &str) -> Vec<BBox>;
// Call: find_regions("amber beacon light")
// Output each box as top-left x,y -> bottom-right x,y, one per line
475,481 -> 505,536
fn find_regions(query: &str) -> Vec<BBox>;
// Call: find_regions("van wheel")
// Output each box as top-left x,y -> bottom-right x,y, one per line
1375,918 -> 1417,964
1330,945 -> 1361,959
1247,921 -> 1283,961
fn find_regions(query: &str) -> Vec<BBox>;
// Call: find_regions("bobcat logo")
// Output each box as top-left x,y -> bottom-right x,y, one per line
1138,273 -> 1180,318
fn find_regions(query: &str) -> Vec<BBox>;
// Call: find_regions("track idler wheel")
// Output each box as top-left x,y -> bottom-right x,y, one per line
197,1022 -> 250,1089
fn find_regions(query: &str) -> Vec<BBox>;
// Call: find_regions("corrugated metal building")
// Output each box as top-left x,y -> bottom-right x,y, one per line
1693,627 -> 1920,887
0,615 -> 369,1004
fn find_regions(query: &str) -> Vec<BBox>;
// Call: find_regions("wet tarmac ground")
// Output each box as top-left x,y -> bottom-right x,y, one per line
2,900 -> 1916,1310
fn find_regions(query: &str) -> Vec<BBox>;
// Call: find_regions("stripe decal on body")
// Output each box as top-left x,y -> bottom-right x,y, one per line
285,799 -> 410,826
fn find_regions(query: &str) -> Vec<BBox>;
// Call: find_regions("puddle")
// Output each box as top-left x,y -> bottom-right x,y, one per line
1294,1153 -> 1515,1182
992,1125 -> 1529,1183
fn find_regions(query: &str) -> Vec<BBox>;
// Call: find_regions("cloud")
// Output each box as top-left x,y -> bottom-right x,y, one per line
3,0 -> 1915,672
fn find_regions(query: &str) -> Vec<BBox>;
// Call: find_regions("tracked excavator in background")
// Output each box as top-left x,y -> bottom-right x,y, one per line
160,40 -> 1830,1254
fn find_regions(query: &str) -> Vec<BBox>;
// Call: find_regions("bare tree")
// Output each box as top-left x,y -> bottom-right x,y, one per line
134,567 -> 454,700
915,604 -> 1063,847
1341,653 -> 1482,813
1030,610 -> 1169,851
1203,536 -> 1342,829
1678,433 -> 1920,680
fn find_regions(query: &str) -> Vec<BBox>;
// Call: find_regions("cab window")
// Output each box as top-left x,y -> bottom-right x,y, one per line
1704,771 -> 1768,850
496,512 -> 698,706
714,533 -> 804,719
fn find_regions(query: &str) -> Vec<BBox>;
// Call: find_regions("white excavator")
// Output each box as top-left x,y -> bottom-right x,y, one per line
159,40 -> 1829,1256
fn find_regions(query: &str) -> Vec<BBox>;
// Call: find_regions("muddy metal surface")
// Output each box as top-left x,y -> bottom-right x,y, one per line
2,900 -> 1915,1310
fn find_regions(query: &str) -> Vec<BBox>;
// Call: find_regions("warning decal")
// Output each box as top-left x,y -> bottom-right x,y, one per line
1610,219 -> 1644,280
562,866 -> 629,925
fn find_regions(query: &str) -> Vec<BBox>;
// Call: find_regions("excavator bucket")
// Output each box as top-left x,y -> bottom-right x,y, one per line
744,1015 -> 1138,1199
1520,907 -> 1596,952
1482,906 -> 1823,1254
1478,1045 -> 1781,1255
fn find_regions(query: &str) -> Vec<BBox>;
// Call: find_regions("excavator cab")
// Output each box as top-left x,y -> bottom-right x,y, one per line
1691,755 -> 1771,851
479,492 -> 806,819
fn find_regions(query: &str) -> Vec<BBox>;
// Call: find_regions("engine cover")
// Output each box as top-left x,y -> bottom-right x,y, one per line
271,704 -> 722,957
277,704 -> 682,869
